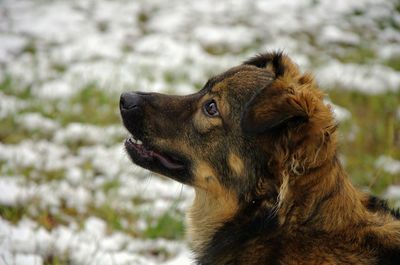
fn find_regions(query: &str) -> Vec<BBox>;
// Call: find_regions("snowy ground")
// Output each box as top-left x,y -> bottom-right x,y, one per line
0,0 -> 399,264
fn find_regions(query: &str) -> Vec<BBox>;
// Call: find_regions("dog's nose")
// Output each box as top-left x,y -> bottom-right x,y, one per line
120,92 -> 142,110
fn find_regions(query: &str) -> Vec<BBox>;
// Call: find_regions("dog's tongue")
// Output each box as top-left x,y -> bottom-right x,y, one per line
152,152 -> 185,170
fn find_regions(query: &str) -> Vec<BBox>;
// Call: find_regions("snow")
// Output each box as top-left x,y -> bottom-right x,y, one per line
325,100 -> 351,122
316,62 -> 400,94
17,113 -> 60,133
386,186 -> 400,200
319,25 -> 360,45
0,217 -> 189,265
0,0 -> 399,263
376,156 -> 400,175
0,177 -> 25,206
0,34 -> 26,64
0,92 -> 27,119
36,80 -> 75,100
53,123 -> 124,146
14,254 -> 43,265
194,25 -> 257,52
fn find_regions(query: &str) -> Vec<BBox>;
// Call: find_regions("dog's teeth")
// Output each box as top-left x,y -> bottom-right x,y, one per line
137,140 -> 143,145
131,138 -> 137,144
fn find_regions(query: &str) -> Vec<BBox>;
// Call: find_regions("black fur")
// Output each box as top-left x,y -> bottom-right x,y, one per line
363,233 -> 400,265
243,51 -> 285,77
197,201 -> 281,265
363,197 -> 400,264
376,249 -> 400,265
366,195 -> 400,219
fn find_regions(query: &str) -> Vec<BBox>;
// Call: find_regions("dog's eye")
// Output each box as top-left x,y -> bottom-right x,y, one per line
203,100 -> 219,117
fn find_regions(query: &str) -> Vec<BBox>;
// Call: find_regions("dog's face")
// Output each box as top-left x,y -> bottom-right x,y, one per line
120,52 -> 336,205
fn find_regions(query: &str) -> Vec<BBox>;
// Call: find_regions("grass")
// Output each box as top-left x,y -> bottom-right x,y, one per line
43,255 -> 71,265
328,89 -> 400,194
0,116 -> 25,144
91,203 -> 124,232
334,45 -> 376,64
0,205 -> 26,224
0,203 -> 67,230
384,56 -> 400,71
51,63 -> 68,74
0,79 -> 120,127
144,212 -> 185,240
53,83 -> 121,126
0,76 -> 32,99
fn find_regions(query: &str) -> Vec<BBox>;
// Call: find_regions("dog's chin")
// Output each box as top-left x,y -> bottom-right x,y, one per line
124,136 -> 192,184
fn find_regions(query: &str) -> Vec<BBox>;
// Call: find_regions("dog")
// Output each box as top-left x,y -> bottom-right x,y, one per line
120,52 -> 400,264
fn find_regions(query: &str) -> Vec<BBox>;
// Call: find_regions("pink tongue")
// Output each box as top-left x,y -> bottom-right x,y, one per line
151,152 -> 184,170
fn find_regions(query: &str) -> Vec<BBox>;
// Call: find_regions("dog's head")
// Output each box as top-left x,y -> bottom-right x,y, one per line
120,52 -> 337,209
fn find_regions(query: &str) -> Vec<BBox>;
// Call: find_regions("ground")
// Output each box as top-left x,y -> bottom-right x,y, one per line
0,0 -> 399,264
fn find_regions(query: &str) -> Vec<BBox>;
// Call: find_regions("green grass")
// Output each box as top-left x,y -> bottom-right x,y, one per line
0,205 -> 26,224
384,56 -> 400,71
51,63 -> 68,74
0,76 -> 32,99
0,83 -> 122,147
22,40 -> 37,55
0,114 -> 57,144
53,83 -> 121,126
328,89 -> 400,194
43,254 -> 71,265
0,116 -> 25,144
91,203 -> 124,232
0,203 -> 68,230
0,164 -> 65,183
144,212 -> 185,240
334,45 -> 376,64
102,179 -> 121,194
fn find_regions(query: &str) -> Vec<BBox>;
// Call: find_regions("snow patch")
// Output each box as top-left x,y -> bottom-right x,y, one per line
317,61 -> 400,94
0,34 -> 26,63
0,92 -> 28,119
17,113 -> 60,133
36,80 -> 75,100
0,218 -> 190,265
0,176 -> 27,206
325,100 -> 351,122
376,156 -> 400,175
54,123 -> 125,146
385,186 -> 400,199
319,25 -> 360,45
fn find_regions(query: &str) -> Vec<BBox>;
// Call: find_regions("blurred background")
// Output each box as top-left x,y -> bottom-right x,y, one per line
0,0 -> 399,264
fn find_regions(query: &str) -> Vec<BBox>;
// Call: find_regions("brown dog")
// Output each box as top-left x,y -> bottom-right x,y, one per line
120,52 -> 400,265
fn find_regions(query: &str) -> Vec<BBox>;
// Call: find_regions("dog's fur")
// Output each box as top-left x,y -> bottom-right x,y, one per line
120,52 -> 400,264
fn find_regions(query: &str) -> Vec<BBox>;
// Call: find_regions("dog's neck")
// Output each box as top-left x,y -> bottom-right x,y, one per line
189,188 -> 281,265
188,156 -> 371,264
276,155 -> 367,232
187,188 -> 239,257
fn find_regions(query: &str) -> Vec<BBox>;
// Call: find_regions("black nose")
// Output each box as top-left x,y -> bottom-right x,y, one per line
120,92 -> 142,110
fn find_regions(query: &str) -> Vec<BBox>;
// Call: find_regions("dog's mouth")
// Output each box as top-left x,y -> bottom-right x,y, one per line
124,135 -> 191,182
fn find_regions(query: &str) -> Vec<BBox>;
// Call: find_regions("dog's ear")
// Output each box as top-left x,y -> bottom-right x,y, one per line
243,51 -> 301,79
241,87 -> 309,134
241,52 -> 323,133
243,51 -> 286,77
242,52 -> 312,134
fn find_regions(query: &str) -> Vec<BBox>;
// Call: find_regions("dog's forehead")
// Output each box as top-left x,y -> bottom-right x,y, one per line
207,65 -> 274,96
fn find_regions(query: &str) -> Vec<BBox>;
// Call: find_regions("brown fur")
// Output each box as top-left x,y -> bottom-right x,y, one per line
120,51 -> 400,264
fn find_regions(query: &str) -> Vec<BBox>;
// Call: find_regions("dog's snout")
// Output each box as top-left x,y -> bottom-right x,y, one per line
120,92 -> 142,110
